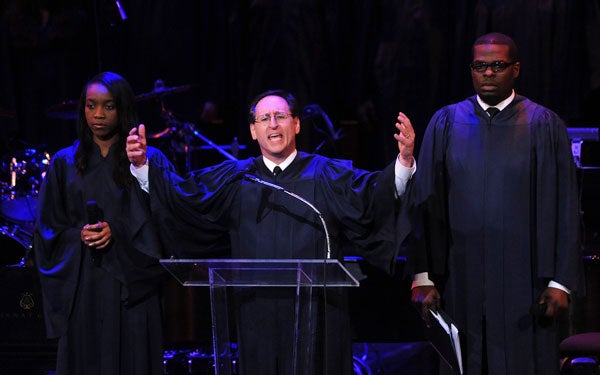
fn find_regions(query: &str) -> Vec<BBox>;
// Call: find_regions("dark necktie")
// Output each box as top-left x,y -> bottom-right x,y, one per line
486,107 -> 500,118
273,166 -> 282,176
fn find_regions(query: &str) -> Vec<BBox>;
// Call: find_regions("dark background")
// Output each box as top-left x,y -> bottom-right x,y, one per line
1,0 -> 599,169
2,0 -> 600,254
1,2 -> 600,372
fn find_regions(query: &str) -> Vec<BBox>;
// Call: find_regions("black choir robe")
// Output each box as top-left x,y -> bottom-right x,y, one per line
408,95 -> 582,375
34,143 -> 167,375
147,151 -> 410,375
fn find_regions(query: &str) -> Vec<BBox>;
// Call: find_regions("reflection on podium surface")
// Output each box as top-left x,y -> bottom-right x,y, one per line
161,257 -> 425,349
160,256 -> 430,374
160,258 -> 362,374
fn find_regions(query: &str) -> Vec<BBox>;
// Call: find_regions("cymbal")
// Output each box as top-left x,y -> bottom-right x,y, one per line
46,100 -> 78,120
0,108 -> 16,118
135,80 -> 192,102
45,80 -> 192,119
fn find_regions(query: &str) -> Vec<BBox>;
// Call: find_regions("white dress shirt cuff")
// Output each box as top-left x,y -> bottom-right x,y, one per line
548,280 -> 571,295
130,161 -> 150,193
411,272 -> 435,289
395,156 -> 416,195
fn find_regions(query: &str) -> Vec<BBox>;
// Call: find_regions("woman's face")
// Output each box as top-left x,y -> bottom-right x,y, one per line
84,83 -> 120,142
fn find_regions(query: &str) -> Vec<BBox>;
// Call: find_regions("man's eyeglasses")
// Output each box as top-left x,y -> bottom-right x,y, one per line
254,112 -> 292,125
470,61 -> 516,73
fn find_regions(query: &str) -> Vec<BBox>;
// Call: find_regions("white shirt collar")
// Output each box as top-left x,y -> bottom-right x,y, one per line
477,90 -> 515,112
262,150 -> 297,173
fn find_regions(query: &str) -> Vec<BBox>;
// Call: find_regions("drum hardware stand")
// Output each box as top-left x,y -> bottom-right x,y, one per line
10,157 -> 17,188
156,103 -> 245,174
0,223 -> 32,267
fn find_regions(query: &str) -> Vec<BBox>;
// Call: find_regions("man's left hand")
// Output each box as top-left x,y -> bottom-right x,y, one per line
394,112 -> 415,168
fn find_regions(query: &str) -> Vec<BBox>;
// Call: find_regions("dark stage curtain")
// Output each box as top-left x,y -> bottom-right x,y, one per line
1,0 -> 599,169
1,0 -> 600,354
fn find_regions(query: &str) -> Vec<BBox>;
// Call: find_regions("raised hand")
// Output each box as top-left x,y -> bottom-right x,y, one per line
126,124 -> 147,168
394,112 -> 415,168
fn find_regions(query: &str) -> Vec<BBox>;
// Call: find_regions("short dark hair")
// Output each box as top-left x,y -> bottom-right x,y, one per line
472,32 -> 519,61
248,89 -> 300,124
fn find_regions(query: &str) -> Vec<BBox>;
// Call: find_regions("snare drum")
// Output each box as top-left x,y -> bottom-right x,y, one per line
0,194 -> 37,224
1,149 -> 50,224
0,221 -> 32,266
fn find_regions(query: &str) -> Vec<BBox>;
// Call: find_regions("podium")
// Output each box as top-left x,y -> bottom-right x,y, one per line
160,258 -> 360,374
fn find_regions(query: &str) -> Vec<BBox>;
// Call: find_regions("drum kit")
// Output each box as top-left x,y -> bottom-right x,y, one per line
2,79 -> 240,267
0,148 -> 50,267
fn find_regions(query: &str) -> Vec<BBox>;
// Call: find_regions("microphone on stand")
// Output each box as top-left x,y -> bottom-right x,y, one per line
222,165 -> 256,185
85,200 -> 104,267
242,173 -> 332,260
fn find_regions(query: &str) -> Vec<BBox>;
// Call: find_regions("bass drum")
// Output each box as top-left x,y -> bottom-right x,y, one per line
0,221 -> 32,267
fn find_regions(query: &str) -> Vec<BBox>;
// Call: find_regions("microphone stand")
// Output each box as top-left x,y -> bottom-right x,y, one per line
242,173 -> 335,373
185,122 -> 238,161
242,174 -> 332,259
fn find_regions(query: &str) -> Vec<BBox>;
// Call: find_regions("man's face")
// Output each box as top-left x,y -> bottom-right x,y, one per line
249,95 -> 300,164
471,44 -> 520,106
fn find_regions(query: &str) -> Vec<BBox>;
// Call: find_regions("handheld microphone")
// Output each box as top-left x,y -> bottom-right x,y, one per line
242,173 -> 332,259
85,200 -> 104,266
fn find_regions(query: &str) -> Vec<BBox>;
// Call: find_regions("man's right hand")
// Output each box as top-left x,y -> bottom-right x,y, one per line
127,124 -> 147,168
411,285 -> 441,328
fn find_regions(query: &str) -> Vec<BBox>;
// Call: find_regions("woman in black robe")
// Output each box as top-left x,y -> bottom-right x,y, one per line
34,72 -> 168,375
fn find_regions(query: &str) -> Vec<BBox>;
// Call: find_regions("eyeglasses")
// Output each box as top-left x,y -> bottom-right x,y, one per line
470,60 -> 516,73
254,112 -> 292,125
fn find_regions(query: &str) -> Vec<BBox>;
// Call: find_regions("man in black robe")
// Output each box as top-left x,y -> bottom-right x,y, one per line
408,33 -> 582,374
127,89 -> 416,374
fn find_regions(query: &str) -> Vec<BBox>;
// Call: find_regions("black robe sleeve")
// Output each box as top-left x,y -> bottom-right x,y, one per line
118,148 -> 172,305
407,107 -> 453,279
319,157 -> 406,275
147,154 -> 254,258
33,149 -> 83,338
530,105 -> 583,292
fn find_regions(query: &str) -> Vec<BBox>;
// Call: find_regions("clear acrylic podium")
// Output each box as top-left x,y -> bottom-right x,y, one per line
160,258 -> 360,375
